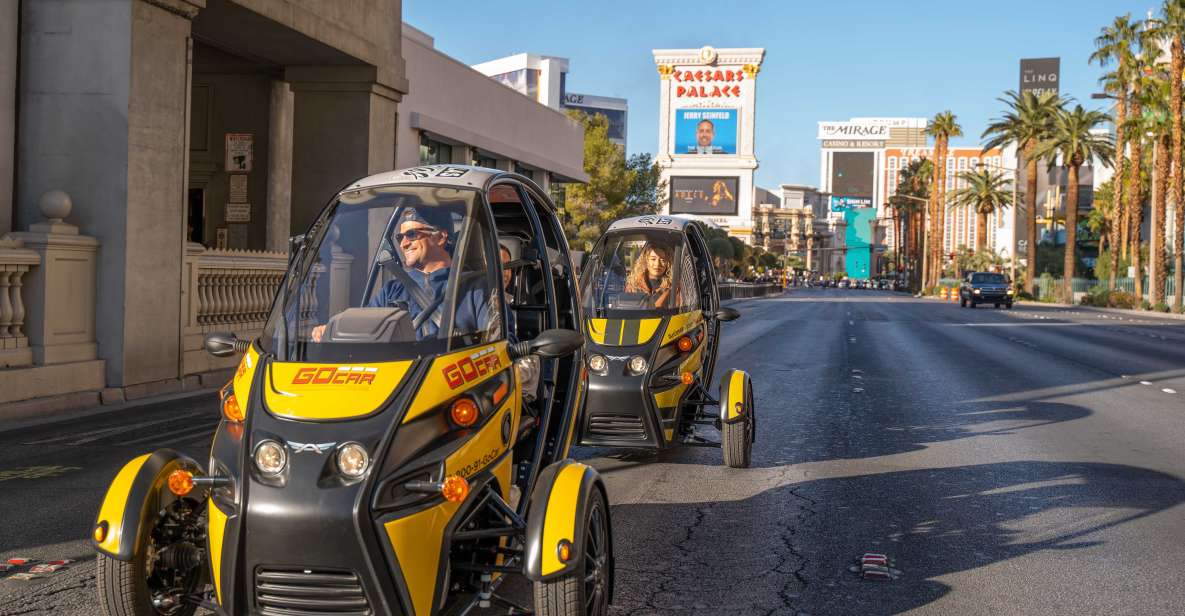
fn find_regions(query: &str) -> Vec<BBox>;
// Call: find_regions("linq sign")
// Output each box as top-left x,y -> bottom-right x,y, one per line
673,68 -> 745,98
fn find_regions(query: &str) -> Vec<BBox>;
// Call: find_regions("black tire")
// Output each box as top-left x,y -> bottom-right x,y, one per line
994,303 -> 1001,309
534,490 -> 612,616
969,301 -> 977,309
722,383 -> 754,469
1006,303 -> 1013,310
96,498 -> 205,616
960,297 -> 967,308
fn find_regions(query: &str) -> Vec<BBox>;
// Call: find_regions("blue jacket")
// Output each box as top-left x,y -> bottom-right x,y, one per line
370,267 -> 490,339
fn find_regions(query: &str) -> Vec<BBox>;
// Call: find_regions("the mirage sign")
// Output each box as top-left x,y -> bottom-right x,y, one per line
817,122 -> 889,140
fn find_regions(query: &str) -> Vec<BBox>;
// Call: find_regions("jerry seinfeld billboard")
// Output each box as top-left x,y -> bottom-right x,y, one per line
674,108 -> 738,155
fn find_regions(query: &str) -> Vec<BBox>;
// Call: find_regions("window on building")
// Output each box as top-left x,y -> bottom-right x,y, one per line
472,152 -> 498,169
514,163 -> 536,182
419,133 -> 453,166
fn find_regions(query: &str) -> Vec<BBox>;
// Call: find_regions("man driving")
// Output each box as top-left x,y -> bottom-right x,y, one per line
311,206 -> 490,342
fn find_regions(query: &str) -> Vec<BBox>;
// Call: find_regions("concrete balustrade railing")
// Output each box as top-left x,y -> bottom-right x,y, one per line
0,239 -> 40,368
182,244 -> 287,375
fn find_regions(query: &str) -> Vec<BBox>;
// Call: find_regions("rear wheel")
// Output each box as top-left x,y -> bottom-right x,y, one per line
1006,302 -> 1013,310
97,498 -> 207,616
994,303 -> 1001,309
722,384 -> 754,469
534,490 -> 611,616
969,301 -> 977,309
960,297 -> 967,307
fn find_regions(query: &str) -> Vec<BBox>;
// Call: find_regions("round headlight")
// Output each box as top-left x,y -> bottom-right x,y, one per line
254,440 -> 287,476
627,355 -> 648,375
336,442 -> 369,478
973,288 -> 982,294
588,354 -> 608,375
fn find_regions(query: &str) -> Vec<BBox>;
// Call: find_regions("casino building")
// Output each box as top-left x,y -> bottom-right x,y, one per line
654,46 -> 765,243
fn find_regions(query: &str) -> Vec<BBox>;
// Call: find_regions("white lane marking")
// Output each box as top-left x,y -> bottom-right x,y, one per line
853,388 -> 864,393
849,338 -> 857,343
1163,388 -> 1178,394
849,320 -> 854,325
1140,381 -> 1154,386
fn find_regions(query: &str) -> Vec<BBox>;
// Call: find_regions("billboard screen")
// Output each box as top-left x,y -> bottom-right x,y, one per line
1020,57 -> 1059,96
669,177 -> 739,215
830,151 -> 876,199
674,108 -> 737,155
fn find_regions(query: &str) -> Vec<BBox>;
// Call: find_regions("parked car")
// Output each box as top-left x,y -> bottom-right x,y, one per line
959,271 -> 1014,309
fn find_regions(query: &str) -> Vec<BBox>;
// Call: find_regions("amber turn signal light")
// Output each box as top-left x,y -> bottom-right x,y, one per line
450,397 -> 479,427
441,475 -> 469,502
681,371 -> 694,385
167,469 -> 195,496
557,539 -> 573,562
222,393 -> 244,423
677,336 -> 693,352
93,521 -> 108,543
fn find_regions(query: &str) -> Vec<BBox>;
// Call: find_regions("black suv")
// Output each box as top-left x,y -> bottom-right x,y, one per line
959,271 -> 1014,309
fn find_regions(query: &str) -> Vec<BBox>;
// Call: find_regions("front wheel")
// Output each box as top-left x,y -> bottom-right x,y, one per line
722,385 -> 754,469
534,489 -> 612,616
960,297 -> 967,308
97,498 -> 207,616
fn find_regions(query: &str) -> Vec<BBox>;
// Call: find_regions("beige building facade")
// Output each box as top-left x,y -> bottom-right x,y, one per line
0,1 -> 585,416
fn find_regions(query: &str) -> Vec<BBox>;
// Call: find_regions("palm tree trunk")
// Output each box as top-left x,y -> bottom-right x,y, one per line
1099,224 -> 1107,258
1172,36 -> 1184,312
1024,144 -> 1039,295
977,210 -> 988,253
1110,94 -> 1127,290
1154,132 -> 1170,306
933,140 -> 948,284
1128,96 -> 1144,302
1063,165 -> 1080,302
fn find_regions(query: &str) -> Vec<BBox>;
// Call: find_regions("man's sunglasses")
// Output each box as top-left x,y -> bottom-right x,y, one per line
394,227 -> 440,242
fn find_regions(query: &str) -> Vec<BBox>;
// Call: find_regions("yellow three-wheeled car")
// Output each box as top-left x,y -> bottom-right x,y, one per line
577,216 -> 756,468
92,165 -> 612,616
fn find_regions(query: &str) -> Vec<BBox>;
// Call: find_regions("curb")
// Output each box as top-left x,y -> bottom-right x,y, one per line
0,386 -> 220,436
918,293 -> 1185,322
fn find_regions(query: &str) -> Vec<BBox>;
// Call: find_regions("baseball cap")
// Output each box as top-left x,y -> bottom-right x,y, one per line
398,206 -> 455,236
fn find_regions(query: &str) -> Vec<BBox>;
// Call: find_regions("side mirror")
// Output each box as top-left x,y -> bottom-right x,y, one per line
204,332 -> 248,357
714,307 -> 740,322
510,329 -> 584,360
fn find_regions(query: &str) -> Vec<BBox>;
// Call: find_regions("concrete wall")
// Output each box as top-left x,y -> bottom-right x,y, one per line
17,0 -> 135,384
191,44 -> 273,249
398,26 -> 585,181
229,0 -> 405,93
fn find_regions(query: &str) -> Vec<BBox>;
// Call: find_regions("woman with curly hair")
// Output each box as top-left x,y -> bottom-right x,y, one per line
625,242 -> 675,308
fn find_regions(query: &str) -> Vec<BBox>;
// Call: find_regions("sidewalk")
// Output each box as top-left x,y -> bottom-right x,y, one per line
919,293 -> 1185,322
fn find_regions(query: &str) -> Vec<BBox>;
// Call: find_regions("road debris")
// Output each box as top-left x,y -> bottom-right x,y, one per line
848,553 -> 902,580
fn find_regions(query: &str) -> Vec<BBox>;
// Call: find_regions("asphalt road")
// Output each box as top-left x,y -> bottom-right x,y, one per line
3,289 -> 1185,615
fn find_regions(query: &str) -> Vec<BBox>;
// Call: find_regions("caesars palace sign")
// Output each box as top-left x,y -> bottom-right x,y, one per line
661,64 -> 760,99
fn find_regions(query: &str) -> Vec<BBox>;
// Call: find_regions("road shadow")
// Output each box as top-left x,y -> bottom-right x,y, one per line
607,460 -> 1185,616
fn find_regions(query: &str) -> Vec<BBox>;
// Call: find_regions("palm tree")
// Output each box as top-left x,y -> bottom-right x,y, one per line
1135,72 -> 1173,306
982,90 -> 1066,295
949,169 -> 1013,253
925,111 -> 962,287
1033,105 -> 1116,302
1091,15 -> 1140,285
892,158 -> 933,291
1148,0 -> 1185,311
1098,70 -> 1129,288
1124,39 -> 1160,302
1086,180 -> 1116,261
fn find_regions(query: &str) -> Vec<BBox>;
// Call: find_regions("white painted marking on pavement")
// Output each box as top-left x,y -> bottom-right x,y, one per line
1163,388 -> 1178,394
1140,381 -> 1154,385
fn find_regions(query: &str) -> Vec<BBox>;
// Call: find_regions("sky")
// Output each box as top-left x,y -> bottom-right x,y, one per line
406,0 -> 1156,189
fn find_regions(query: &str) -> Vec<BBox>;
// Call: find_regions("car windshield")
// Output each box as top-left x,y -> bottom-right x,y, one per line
260,184 -> 501,362
971,273 -> 1008,284
580,230 -> 699,317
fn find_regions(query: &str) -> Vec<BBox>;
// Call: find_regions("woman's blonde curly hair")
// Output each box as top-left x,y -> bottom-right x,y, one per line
626,242 -> 674,295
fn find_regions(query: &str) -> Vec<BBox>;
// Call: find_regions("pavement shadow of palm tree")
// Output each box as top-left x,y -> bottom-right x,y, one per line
606,460 -> 1185,616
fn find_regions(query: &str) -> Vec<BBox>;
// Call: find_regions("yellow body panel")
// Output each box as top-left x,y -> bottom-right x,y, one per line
725,371 -> 746,420
541,463 -> 587,576
660,310 -> 703,345
653,383 -> 689,408
264,360 -> 413,420
384,500 -> 463,616
404,343 -> 510,423
559,376 -> 585,458
585,318 -> 661,346
95,454 -> 151,555
233,345 -> 260,411
443,402 -> 512,479
207,499 -> 228,605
